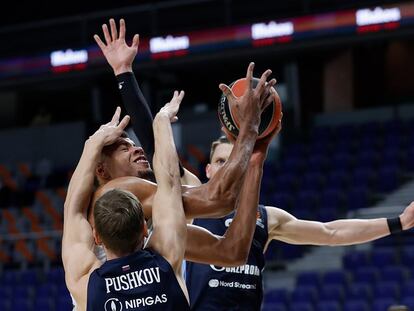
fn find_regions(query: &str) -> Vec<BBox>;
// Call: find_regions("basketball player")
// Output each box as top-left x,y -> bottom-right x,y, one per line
63,88 -> 273,310
93,20 -> 414,310
184,135 -> 414,310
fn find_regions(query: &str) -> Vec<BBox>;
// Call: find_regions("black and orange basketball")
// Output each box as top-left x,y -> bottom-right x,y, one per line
218,77 -> 282,140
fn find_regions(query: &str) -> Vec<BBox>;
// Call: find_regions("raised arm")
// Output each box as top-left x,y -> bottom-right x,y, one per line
181,63 -> 277,218
62,108 -> 130,306
147,91 -> 187,274
267,202 -> 414,246
184,121 -> 280,266
95,18 -> 200,186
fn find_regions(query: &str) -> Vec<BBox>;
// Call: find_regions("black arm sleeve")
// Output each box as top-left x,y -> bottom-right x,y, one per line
116,72 -> 155,163
116,72 -> 185,177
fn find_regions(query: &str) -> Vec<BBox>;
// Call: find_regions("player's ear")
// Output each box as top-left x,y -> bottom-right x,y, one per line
205,164 -> 212,179
93,228 -> 102,246
96,162 -> 110,180
142,221 -> 149,239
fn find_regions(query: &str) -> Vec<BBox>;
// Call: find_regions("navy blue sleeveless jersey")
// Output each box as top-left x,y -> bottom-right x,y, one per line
186,205 -> 268,311
87,248 -> 189,311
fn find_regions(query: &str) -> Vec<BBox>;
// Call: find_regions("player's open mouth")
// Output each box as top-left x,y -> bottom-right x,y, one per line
133,155 -> 148,164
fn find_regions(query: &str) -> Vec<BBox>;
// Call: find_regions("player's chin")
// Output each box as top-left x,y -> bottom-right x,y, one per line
137,168 -> 156,182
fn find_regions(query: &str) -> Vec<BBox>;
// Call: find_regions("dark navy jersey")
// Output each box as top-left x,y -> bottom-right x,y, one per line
186,205 -> 268,311
87,248 -> 190,311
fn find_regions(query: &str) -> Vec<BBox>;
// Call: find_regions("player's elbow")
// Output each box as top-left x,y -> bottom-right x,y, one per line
220,244 -> 249,267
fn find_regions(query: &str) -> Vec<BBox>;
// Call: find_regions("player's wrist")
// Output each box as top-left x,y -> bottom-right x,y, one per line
387,216 -> 403,234
114,64 -> 133,76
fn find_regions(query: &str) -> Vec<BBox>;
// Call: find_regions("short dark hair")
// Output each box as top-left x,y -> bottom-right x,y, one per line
209,136 -> 231,162
94,189 -> 145,255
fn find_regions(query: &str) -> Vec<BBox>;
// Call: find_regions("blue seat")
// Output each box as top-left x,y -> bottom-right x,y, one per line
401,246 -> 414,266
331,153 -> 354,170
327,170 -> 350,189
401,295 -> 414,310
301,172 -> 325,192
263,288 -> 288,305
317,208 -> 339,222
347,282 -> 372,300
46,267 -> 65,284
261,302 -> 287,311
378,167 -> 399,192
270,193 -> 292,210
291,286 -> 318,304
0,301 -> 10,311
295,191 -> 319,211
343,299 -> 370,311
372,298 -> 397,311
374,281 -> 400,300
343,251 -> 369,270
14,299 -> 31,311
371,247 -> 397,268
352,167 -> 377,189
381,265 -> 409,284
316,300 -> 341,311
290,301 -> 314,311
323,270 -> 349,287
296,271 -> 320,288
354,266 -> 379,284
308,155 -> 329,171
402,280 -> 414,298
319,284 -> 345,302
320,189 -> 344,210
347,187 -> 369,210
34,298 -> 53,311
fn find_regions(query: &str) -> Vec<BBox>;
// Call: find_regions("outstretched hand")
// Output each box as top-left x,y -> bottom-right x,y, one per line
400,201 -> 414,230
89,107 -> 130,146
218,62 -> 277,130
157,90 -> 185,123
94,18 -> 139,75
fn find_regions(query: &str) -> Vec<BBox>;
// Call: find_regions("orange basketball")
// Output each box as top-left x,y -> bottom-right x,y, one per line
218,77 -> 282,139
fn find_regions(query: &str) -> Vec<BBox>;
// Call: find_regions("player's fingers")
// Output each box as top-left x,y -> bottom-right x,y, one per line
111,106 -> 121,124
118,115 -> 130,130
219,84 -> 236,101
119,18 -> 126,40
93,35 -> 106,50
131,34 -> 140,49
256,69 -> 272,93
102,23 -> 112,45
245,62 -> 255,90
110,18 -> 118,40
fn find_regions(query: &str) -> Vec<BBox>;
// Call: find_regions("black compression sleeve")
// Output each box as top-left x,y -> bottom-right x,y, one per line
116,72 -> 185,177
116,72 -> 155,163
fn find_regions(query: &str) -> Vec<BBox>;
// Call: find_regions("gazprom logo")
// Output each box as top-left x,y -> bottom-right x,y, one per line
104,298 -> 123,311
